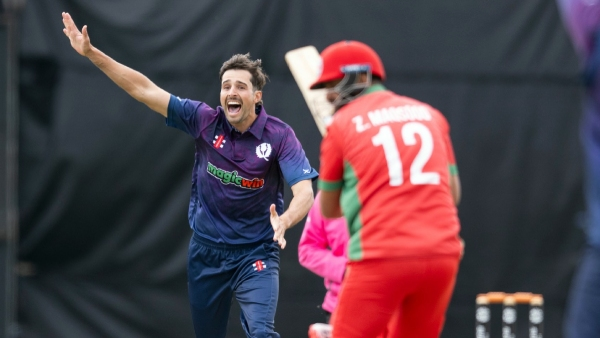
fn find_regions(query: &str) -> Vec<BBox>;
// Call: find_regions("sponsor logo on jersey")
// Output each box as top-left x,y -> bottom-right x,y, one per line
476,307 -> 490,323
529,308 -> 543,324
253,260 -> 266,271
502,308 -> 516,324
256,143 -> 272,161
206,162 -> 264,189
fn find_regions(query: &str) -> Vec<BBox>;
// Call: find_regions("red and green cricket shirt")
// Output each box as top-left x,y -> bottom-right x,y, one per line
318,85 -> 461,261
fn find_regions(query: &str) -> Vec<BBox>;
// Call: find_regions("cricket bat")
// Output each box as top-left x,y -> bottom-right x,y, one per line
285,46 -> 334,136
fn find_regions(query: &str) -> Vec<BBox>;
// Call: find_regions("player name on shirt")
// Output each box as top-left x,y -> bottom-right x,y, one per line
352,105 -> 433,133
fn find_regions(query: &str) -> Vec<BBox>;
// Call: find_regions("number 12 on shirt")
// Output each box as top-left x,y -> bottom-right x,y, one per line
372,122 -> 440,187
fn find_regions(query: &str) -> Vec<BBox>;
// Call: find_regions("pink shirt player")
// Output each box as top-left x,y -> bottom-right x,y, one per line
298,192 -> 349,315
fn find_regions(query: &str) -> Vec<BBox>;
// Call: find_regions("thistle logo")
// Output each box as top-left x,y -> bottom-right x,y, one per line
206,162 -> 264,189
256,143 -> 272,161
253,260 -> 266,271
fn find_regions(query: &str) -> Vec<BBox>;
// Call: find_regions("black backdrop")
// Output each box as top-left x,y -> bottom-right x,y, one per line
17,0 -> 585,337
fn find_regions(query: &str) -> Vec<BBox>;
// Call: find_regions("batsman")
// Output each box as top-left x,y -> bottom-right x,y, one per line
313,40 -> 463,338
61,12 -> 318,338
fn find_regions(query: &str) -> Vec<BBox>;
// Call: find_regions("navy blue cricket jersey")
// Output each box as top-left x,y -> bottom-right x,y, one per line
166,95 -> 318,244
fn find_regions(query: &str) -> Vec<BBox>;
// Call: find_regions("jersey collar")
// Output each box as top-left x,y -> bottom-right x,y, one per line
225,105 -> 267,139
246,105 -> 267,139
363,83 -> 387,95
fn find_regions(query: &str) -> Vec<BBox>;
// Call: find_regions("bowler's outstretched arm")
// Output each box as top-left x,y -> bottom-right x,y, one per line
62,12 -> 170,117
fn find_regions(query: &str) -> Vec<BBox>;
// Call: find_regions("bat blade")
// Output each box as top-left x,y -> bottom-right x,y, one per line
285,46 -> 334,136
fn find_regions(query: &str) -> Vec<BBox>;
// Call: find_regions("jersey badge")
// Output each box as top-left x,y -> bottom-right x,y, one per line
256,143 -> 272,161
253,260 -> 267,271
213,134 -> 226,149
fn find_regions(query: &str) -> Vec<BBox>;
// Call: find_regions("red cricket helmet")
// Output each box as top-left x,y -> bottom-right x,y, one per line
310,40 -> 386,89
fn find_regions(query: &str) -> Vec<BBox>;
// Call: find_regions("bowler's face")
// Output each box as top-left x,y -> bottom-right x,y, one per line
220,69 -> 262,132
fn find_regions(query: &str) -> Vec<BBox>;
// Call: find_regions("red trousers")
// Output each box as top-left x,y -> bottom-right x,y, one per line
331,256 -> 459,338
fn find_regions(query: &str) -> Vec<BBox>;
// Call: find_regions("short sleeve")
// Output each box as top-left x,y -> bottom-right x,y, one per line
318,121 -> 344,191
277,127 -> 319,186
166,95 -> 217,138
434,110 -> 458,175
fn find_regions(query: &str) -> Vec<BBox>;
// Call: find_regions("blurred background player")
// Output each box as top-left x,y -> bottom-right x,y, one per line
299,191 -> 347,324
299,191 -> 346,338
556,1 -> 600,337
313,40 -> 462,338
299,192 -> 401,338
61,12 -> 318,338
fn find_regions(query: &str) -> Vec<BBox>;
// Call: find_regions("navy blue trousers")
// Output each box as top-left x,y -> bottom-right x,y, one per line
564,246 -> 600,338
188,233 -> 280,338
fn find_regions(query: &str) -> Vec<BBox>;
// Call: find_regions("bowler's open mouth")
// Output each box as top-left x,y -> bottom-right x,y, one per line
227,101 -> 241,115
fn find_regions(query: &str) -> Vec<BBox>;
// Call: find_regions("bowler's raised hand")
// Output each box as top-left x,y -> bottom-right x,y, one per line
62,12 -> 92,57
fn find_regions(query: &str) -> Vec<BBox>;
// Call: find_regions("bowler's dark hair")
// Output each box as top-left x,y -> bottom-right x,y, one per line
219,53 -> 269,91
